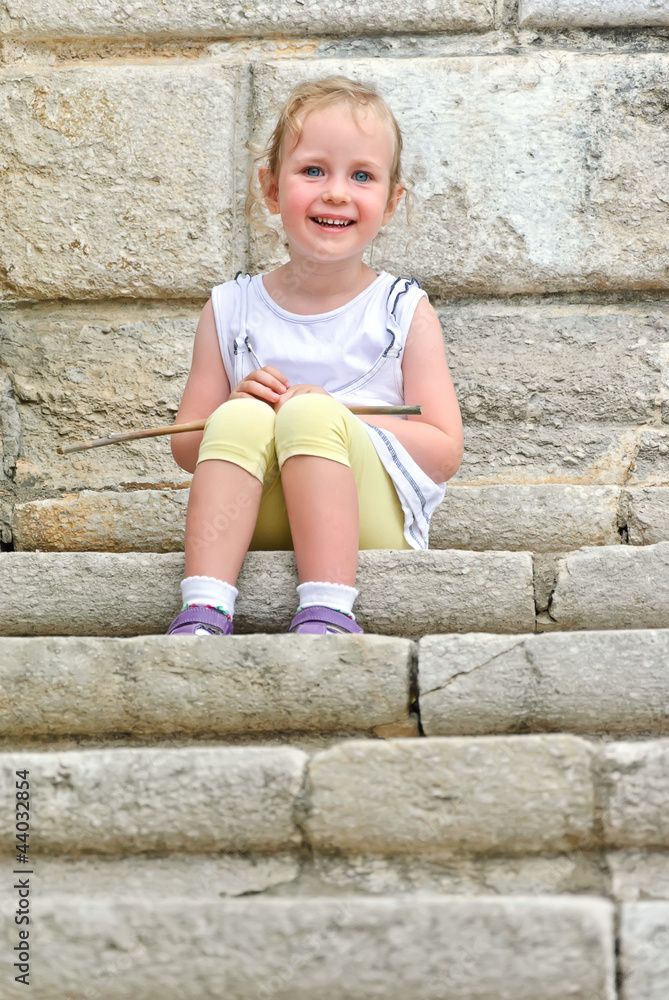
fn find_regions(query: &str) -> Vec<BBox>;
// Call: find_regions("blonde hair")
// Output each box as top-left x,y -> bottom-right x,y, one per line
245,75 -> 413,248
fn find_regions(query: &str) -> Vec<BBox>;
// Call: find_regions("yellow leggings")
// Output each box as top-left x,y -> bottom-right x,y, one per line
197,395 -> 411,551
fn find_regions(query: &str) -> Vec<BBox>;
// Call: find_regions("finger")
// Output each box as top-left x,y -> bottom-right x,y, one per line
242,379 -> 284,402
261,365 -> 291,387
249,371 -> 290,395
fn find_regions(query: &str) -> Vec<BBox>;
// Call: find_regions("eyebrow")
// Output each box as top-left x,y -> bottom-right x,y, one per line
292,155 -> 385,171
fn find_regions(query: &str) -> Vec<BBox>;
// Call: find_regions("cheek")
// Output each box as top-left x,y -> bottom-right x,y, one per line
283,182 -> 311,212
362,192 -> 389,221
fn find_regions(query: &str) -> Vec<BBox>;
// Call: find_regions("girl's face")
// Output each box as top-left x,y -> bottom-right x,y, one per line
261,104 -> 403,265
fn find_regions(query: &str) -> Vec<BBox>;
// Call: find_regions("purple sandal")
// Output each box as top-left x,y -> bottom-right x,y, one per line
167,607 -> 233,636
289,605 -> 364,635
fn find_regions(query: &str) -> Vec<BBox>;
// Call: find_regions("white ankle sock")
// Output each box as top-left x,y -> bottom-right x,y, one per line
181,575 -> 238,618
296,581 -> 359,619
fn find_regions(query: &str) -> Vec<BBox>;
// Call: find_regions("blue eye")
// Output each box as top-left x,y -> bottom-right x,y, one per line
304,166 -> 322,177
353,170 -> 371,182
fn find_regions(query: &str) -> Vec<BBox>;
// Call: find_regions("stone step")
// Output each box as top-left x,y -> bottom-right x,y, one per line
14,482 -> 660,553
419,629 -> 669,737
4,631 -> 669,741
12,847 -> 669,904
0,549 -> 537,637
0,894 -> 615,1000
0,634 -> 415,740
620,902 -> 669,1000
2,543 -> 669,637
545,541 -> 669,631
0,745 -> 307,856
9,483 -> 669,553
3,736 -> 669,858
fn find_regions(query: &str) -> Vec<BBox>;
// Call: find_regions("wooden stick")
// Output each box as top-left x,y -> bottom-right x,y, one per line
57,404 -> 423,455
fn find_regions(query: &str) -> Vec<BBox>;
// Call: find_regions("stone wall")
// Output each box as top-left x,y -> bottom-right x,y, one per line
1,1 -> 668,539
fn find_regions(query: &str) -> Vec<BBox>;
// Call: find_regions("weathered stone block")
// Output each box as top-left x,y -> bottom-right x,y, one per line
609,851 -> 669,904
0,0 -> 494,39
13,489 -> 189,551
13,483 -> 624,553
456,422 -> 643,485
520,0 -> 669,28
549,542 -> 669,630
619,903 -> 669,1000
622,487 -> 669,545
431,484 -> 621,550
315,850 -> 610,899
0,549 -> 536,637
443,302 -> 669,428
419,630 -> 669,736
0,896 -> 616,1000
0,747 -> 306,853
444,302 -> 669,484
627,429 -> 669,487
252,56 -> 669,295
0,66 -> 244,300
29,853 -> 301,901
0,634 -> 413,737
600,741 -> 669,850
0,303 -> 195,489
305,735 -> 596,856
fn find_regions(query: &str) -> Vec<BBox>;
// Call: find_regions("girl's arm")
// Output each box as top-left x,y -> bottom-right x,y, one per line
171,299 -> 291,473
357,297 -> 464,484
171,300 -> 231,474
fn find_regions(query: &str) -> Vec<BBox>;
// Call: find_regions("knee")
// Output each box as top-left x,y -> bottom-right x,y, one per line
275,393 -> 348,439
203,397 -> 275,447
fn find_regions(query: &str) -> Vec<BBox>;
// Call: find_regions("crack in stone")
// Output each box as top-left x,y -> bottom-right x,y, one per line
621,427 -> 644,486
589,745 -> 609,851
235,863 -> 302,897
542,602 -> 559,625
292,755 -> 314,856
407,640 -> 421,727
419,639 -> 528,699
543,553 -> 573,624
533,552 -> 565,624
0,373 -> 21,481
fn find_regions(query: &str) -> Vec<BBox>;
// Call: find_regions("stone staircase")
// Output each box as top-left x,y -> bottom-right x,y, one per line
3,0 -> 669,995
1,487 -> 669,998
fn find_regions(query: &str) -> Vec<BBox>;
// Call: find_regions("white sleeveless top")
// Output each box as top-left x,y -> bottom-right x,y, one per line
211,270 -> 446,549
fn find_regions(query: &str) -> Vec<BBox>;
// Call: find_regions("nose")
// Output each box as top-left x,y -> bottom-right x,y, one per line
322,175 -> 351,205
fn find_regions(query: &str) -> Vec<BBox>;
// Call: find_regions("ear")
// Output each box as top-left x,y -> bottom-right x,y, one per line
259,166 -> 281,216
382,184 -> 404,226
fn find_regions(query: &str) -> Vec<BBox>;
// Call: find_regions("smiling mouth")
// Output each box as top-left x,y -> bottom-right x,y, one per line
310,217 -> 355,229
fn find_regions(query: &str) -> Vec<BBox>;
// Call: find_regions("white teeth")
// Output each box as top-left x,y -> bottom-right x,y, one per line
315,217 -> 351,226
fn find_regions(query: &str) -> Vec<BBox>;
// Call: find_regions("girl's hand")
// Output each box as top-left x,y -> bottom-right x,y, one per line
229,365 -> 291,405
273,384 -> 330,413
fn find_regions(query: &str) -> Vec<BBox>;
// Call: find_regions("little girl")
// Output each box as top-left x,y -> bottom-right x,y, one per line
167,75 -> 463,636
